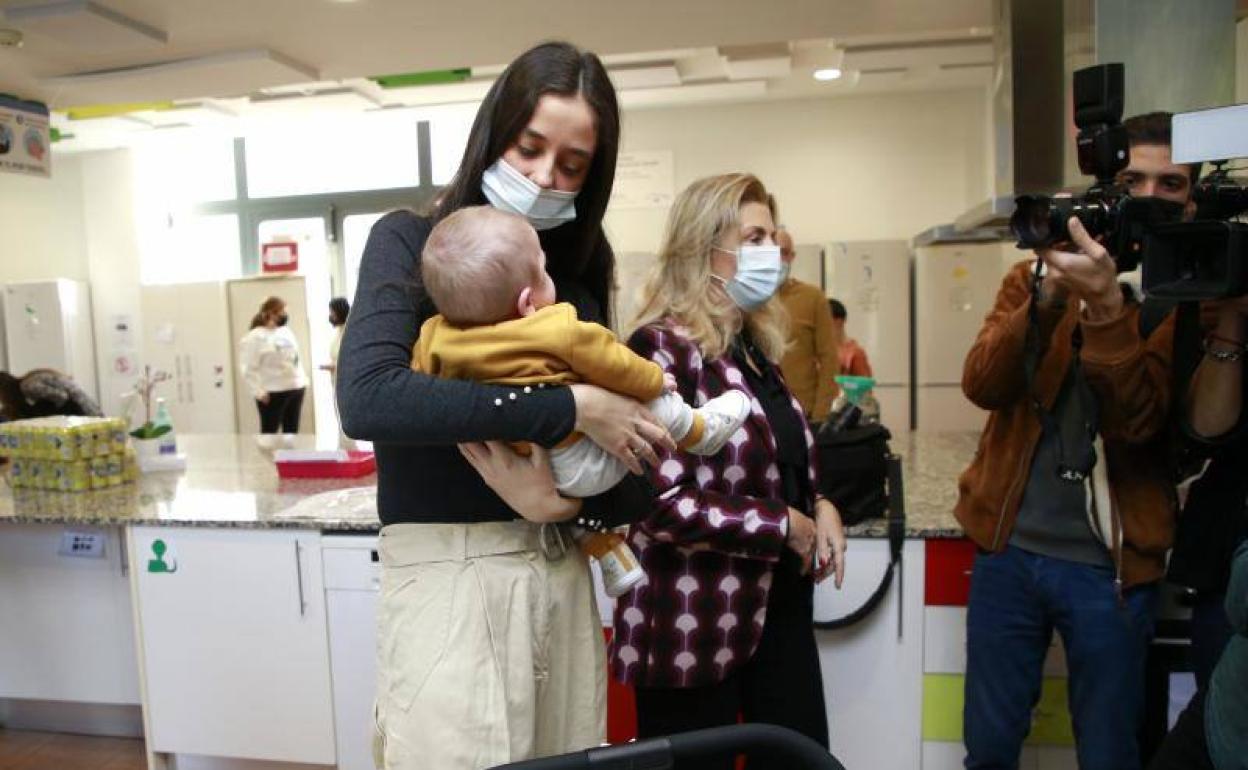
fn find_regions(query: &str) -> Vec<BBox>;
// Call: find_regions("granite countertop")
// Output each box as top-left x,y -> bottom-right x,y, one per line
0,431 -> 979,538
0,434 -> 381,532
844,430 -> 977,539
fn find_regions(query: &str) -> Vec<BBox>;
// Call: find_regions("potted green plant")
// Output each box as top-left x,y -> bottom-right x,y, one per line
128,366 -> 172,460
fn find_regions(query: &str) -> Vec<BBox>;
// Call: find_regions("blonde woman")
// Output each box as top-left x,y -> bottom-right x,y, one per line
611,173 -> 847,769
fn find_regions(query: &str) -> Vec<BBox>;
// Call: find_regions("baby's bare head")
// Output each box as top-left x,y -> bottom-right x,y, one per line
421,206 -> 543,325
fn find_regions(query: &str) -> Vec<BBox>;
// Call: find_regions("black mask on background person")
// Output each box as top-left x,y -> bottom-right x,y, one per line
276,313 -> 289,327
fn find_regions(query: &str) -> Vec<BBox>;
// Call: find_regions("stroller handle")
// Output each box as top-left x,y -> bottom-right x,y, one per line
490,723 -> 847,769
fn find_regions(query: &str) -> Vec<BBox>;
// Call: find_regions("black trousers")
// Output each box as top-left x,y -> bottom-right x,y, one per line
256,388 -> 305,434
1147,688 -> 1215,770
634,552 -> 829,770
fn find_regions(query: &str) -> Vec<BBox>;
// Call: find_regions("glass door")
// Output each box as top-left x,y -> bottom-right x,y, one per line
340,211 -> 387,304
242,215 -> 338,444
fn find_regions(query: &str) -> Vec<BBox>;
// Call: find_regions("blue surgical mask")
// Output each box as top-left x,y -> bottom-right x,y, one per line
481,157 -> 578,231
712,244 -> 785,311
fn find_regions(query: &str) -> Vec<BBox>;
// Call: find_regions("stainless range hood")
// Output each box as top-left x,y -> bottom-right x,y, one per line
954,0 -> 1065,234
951,0 -> 1238,236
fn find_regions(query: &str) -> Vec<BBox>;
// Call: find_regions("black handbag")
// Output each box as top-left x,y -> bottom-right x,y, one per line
815,422 -> 892,526
812,421 -> 905,631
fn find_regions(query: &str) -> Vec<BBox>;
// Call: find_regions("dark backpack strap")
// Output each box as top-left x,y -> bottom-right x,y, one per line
813,455 -> 905,630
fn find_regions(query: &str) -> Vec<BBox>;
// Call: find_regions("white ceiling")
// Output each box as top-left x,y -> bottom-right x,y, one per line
0,0 -> 999,152
0,0 -> 992,105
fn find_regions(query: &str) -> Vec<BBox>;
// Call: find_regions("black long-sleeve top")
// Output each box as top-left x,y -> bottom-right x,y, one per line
336,210 -> 652,525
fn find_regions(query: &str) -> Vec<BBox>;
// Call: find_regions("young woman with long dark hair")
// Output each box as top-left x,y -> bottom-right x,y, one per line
337,42 -> 671,769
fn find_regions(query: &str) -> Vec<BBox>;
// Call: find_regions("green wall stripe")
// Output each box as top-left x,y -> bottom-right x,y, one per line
922,673 -> 1076,746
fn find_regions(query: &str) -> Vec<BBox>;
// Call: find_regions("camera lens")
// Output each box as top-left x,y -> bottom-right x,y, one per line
1011,195 -> 1064,249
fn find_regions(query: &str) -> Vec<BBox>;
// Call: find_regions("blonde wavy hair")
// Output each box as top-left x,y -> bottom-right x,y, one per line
629,173 -> 788,362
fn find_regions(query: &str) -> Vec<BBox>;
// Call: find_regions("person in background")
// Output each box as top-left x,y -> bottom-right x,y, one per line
337,42 -> 668,770
1119,110 -> 1243,728
0,369 -> 102,421
238,296 -> 307,434
322,296 -> 350,378
774,227 -> 840,424
1146,289 -> 1248,770
613,173 -> 846,770
828,299 -> 872,378
956,112 -> 1192,769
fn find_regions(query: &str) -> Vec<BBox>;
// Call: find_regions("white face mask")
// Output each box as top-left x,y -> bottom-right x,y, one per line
712,243 -> 785,311
481,157 -> 578,231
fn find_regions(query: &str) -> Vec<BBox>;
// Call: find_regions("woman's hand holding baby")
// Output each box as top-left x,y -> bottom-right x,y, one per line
570,383 -> 675,475
458,441 -> 582,522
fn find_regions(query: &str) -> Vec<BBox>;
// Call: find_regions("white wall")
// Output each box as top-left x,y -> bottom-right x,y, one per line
79,150 -> 142,417
604,88 -> 989,253
0,156 -> 89,283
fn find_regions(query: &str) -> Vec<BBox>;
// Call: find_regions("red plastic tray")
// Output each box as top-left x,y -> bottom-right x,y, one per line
275,451 -> 376,479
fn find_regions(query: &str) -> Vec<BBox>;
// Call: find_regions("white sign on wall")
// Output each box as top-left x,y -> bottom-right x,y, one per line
0,95 -> 50,178
611,150 -> 674,209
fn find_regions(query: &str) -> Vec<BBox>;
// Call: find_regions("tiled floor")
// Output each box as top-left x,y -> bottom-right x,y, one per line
0,729 -> 146,770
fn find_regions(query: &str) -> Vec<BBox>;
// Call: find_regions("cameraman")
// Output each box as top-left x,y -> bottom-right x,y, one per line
956,113 -> 1192,769
1147,299 -> 1248,770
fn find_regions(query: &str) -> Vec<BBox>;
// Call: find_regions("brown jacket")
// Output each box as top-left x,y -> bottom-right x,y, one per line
955,261 -> 1177,589
778,278 -> 840,420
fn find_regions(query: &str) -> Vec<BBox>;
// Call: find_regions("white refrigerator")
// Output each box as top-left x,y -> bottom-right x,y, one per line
824,240 -> 911,435
2,280 -> 98,401
912,240 -> 1014,432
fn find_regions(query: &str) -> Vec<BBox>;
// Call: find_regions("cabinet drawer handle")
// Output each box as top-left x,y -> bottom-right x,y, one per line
294,541 -> 307,617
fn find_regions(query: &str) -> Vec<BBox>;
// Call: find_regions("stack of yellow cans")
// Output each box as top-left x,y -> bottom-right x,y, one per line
0,416 -> 137,492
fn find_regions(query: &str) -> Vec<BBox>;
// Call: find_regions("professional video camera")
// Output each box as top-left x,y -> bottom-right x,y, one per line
1010,63 -> 1248,300
1009,63 -> 1185,264
1141,105 -> 1248,300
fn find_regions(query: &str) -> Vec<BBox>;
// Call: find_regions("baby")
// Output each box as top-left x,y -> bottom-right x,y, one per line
413,206 -> 752,592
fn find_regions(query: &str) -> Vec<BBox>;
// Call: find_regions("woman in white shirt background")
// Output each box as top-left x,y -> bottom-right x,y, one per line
238,296 -> 308,434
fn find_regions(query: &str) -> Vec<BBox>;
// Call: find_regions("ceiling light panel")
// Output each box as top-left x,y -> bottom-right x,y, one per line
4,0 -> 166,51
619,80 -> 767,110
674,50 -> 727,83
608,63 -> 681,91
247,87 -> 380,117
133,100 -> 237,128
378,78 -> 495,108
842,41 -> 991,72
41,49 -> 319,105
720,42 -> 792,80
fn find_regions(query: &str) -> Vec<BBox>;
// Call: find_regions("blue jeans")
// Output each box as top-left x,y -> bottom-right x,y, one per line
964,546 -> 1159,770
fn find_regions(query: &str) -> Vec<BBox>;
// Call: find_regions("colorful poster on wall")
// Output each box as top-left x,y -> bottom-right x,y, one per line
0,95 -> 51,178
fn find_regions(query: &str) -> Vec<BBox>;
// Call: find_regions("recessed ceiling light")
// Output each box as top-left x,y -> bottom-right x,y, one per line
814,68 -> 842,81
0,28 -> 23,48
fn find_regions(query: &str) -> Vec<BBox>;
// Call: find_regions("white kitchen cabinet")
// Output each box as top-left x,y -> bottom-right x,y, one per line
130,526 -> 335,765
322,535 -> 381,770
816,539 -> 925,770
0,524 -> 140,705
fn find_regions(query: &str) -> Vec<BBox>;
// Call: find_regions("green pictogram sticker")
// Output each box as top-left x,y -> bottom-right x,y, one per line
147,539 -> 178,573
